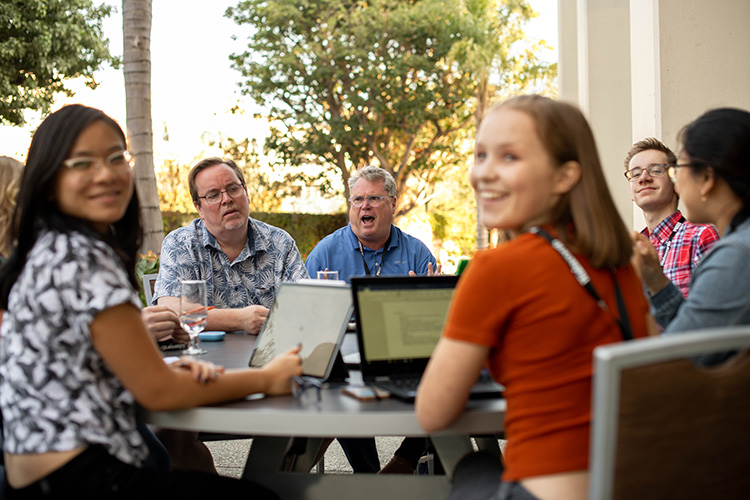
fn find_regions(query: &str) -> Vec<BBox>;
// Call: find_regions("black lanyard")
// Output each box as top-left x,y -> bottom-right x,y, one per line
658,215 -> 685,266
358,234 -> 391,276
530,227 -> 634,341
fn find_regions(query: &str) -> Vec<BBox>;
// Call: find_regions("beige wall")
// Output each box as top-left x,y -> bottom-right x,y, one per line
657,0 -> 750,148
560,0 -> 750,230
560,0 -> 634,228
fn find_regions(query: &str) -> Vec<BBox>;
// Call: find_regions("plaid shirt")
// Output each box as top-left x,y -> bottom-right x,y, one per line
641,210 -> 719,298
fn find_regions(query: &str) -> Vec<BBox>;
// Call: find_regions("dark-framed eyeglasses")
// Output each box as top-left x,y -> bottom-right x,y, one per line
624,163 -> 669,181
667,163 -> 694,182
197,183 -> 246,205
63,150 -> 134,174
291,376 -> 322,404
349,195 -> 391,208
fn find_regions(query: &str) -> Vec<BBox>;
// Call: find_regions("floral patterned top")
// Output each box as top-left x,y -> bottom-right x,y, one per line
153,218 -> 308,308
0,229 -> 148,466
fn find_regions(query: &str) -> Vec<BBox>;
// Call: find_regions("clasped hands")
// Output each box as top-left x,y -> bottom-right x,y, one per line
630,232 -> 671,295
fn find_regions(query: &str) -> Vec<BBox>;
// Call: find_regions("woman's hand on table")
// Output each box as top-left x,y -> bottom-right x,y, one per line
631,232 -> 671,295
262,344 -> 304,396
173,357 -> 226,384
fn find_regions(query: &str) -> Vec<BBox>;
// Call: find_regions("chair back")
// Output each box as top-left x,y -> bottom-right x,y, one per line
589,326 -> 750,500
142,273 -> 158,306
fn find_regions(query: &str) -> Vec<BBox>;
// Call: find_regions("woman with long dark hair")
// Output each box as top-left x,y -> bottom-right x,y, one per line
0,105 -> 302,498
633,107 -> 750,365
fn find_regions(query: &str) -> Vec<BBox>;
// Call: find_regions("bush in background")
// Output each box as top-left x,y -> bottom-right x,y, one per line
161,211 -> 348,259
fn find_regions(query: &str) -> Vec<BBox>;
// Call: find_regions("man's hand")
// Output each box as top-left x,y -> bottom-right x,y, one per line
141,305 -> 189,343
240,304 -> 270,334
631,232 -> 671,295
409,262 -> 442,277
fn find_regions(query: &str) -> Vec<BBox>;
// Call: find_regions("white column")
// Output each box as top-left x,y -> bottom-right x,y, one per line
559,0 -> 634,228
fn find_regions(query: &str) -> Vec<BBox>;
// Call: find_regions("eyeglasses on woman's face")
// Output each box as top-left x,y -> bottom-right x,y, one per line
63,150 -> 134,176
624,163 -> 669,182
667,163 -> 695,182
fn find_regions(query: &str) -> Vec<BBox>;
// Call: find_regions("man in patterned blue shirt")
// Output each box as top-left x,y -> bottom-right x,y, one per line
153,157 -> 308,334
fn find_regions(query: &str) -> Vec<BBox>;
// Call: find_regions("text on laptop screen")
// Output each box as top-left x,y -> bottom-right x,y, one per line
358,286 -> 455,362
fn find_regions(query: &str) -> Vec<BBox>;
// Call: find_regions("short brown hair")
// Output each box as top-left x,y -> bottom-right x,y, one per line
623,137 -> 676,171
493,95 -> 632,268
188,157 -> 246,206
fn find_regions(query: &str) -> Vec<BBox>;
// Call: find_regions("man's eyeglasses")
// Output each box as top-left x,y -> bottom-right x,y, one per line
291,376 -> 322,405
197,183 -> 245,205
63,150 -> 134,174
349,195 -> 391,208
624,163 -> 669,181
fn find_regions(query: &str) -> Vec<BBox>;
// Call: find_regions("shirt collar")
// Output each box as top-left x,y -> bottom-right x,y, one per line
643,210 -> 684,244
199,217 -> 261,260
347,224 -> 397,251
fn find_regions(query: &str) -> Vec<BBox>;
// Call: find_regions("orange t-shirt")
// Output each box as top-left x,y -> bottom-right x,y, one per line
444,233 -> 649,481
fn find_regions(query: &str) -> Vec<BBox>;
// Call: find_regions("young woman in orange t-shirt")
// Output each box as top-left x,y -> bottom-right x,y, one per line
416,95 -> 657,500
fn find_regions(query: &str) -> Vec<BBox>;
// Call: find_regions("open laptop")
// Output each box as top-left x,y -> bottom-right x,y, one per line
248,280 -> 353,381
351,275 -> 504,401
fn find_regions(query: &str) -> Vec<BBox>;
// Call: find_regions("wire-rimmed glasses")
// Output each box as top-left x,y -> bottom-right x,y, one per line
349,195 -> 391,208
624,163 -> 669,181
197,183 -> 246,205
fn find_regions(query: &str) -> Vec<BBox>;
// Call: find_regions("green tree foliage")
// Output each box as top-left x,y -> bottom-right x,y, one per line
227,0 -> 485,218
226,0 -> 555,223
221,137 -> 303,212
0,0 -> 118,125
157,159 -> 194,214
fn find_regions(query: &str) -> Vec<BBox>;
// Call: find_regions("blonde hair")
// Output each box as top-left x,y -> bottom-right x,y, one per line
0,156 -> 23,258
493,95 -> 632,268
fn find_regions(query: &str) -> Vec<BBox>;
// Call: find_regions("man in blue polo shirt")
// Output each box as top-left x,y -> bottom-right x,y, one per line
306,165 -> 437,280
306,165 -> 438,474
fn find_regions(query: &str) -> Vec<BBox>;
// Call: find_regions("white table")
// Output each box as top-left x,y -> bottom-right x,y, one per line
148,332 -> 506,500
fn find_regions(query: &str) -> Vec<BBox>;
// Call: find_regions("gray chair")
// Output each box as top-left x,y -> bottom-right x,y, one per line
589,326 -> 750,500
142,273 -> 158,306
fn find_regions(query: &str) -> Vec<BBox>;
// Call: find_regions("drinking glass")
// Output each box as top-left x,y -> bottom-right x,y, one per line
179,280 -> 208,355
317,270 -> 339,280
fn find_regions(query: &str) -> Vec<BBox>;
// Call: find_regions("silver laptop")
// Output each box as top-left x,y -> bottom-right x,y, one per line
248,280 -> 353,381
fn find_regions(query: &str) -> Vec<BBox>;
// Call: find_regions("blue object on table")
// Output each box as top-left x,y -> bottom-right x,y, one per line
198,331 -> 225,342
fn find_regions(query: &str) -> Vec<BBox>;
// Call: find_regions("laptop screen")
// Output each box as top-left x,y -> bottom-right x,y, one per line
248,281 -> 353,379
351,275 -> 459,378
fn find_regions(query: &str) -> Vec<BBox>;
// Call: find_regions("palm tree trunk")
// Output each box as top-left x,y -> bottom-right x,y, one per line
475,72 -> 490,250
123,0 -> 163,253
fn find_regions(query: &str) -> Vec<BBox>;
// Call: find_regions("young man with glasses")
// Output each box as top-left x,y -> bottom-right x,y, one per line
153,157 -> 308,334
624,138 -> 718,297
305,165 -> 438,475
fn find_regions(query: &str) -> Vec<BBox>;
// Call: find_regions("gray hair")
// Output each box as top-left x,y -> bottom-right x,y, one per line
348,165 -> 397,197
